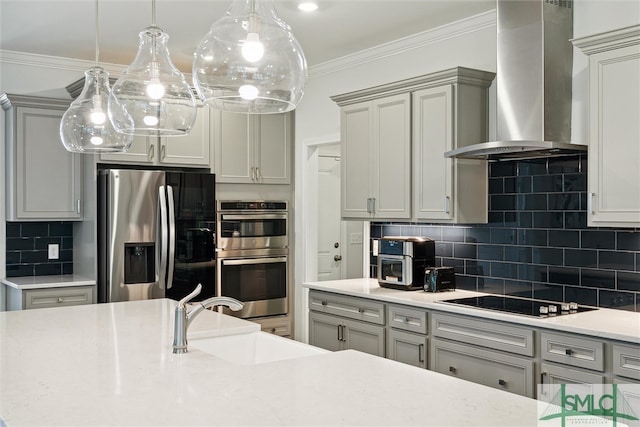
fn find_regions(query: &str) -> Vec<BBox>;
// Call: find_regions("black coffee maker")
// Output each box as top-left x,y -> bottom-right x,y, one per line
377,236 -> 436,290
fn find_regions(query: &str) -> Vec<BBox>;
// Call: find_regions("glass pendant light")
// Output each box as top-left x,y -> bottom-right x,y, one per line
108,0 -> 196,136
193,0 -> 307,114
60,0 -> 133,153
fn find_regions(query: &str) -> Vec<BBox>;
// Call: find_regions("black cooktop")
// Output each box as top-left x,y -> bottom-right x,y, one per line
441,295 -> 597,318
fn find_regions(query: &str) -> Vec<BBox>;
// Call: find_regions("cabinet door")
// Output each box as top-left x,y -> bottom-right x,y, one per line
14,106 -> 82,220
587,44 -> 640,227
99,135 -> 153,164
161,105 -> 211,167
341,102 -> 372,218
255,113 -> 291,184
213,111 -> 253,183
343,317 -> 385,357
413,85 -> 453,221
387,328 -> 427,369
431,338 -> 535,398
373,94 -> 411,219
309,311 -> 342,351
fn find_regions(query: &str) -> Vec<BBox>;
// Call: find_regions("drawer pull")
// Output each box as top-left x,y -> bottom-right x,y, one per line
321,301 -> 327,306
358,308 -> 365,314
404,317 -> 410,323
565,349 -> 574,356
498,379 -> 507,387
449,366 -> 457,374
418,344 -> 424,364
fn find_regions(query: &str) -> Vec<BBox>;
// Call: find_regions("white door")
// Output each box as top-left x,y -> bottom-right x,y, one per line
317,150 -> 343,281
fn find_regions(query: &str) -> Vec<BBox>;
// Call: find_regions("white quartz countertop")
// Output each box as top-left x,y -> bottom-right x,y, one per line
1,274 -> 96,289
0,298 -> 542,426
303,278 -> 640,344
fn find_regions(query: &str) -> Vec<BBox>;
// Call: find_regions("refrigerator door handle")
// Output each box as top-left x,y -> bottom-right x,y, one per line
158,186 -> 169,290
166,185 -> 176,289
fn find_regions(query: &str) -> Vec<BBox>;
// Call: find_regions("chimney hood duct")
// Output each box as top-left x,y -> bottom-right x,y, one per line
445,0 -> 587,161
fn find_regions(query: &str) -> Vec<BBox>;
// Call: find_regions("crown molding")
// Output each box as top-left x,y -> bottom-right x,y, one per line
309,9 -> 496,78
0,50 -> 127,75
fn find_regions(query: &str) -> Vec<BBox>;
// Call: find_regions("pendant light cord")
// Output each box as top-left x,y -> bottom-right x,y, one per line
151,0 -> 156,27
94,0 -> 99,65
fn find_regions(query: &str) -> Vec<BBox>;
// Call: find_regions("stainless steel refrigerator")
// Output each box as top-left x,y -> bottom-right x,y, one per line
98,169 -> 216,303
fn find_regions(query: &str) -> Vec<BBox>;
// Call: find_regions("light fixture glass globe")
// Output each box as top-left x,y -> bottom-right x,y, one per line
109,26 -> 196,136
60,67 -> 133,153
193,0 -> 307,114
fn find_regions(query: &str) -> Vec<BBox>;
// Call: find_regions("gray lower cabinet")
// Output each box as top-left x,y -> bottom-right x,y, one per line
7,286 -> 96,310
431,338 -> 535,398
613,343 -> 640,382
309,311 -> 385,357
387,329 -> 427,369
386,303 -> 428,369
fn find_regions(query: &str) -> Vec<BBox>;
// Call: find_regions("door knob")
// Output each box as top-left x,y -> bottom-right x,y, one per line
334,242 -> 340,248
334,255 -> 342,261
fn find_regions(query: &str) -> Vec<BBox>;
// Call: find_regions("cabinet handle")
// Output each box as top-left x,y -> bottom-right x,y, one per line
366,198 -> 372,214
57,297 -> 63,303
337,324 -> 345,342
404,317 -> 410,323
251,167 -> 256,182
358,308 -> 365,314
588,192 -> 595,214
76,199 -> 81,214
321,301 -> 327,306
255,167 -> 261,181
498,379 -> 507,387
161,144 -> 166,160
540,372 -> 548,396
565,348 -> 574,356
418,343 -> 424,364
449,366 -> 457,374
444,196 -> 450,214
148,144 -> 155,161
371,198 -> 376,214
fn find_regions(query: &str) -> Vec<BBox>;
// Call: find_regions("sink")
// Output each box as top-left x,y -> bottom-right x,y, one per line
189,331 -> 327,365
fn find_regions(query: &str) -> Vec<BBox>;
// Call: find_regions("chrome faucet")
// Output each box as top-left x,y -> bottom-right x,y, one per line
172,284 -> 244,354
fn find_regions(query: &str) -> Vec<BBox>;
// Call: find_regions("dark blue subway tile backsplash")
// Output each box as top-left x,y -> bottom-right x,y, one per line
370,155 -> 640,312
5,222 -> 73,277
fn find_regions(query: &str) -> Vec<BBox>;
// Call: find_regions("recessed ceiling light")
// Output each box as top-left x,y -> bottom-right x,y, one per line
298,2 -> 318,12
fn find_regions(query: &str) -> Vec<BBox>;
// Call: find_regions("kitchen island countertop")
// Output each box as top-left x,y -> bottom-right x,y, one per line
0,298 -> 543,426
303,278 -> 640,344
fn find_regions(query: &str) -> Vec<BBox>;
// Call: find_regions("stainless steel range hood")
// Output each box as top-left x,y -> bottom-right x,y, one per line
445,0 -> 587,161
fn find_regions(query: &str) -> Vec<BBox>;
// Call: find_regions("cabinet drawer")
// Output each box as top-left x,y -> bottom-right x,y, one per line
309,290 -> 385,325
431,312 -> 534,357
431,338 -> 535,398
540,331 -> 604,372
387,304 -> 427,334
24,286 -> 95,310
613,343 -> 640,381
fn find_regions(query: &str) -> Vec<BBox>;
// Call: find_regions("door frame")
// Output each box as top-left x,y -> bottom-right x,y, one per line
294,136 -> 368,343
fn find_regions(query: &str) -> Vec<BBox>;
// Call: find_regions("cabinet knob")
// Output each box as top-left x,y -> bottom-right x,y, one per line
565,348 -> 574,356
404,317 -> 410,323
57,297 -> 63,303
498,379 -> 507,386
321,301 -> 327,306
449,366 -> 457,374
358,307 -> 365,314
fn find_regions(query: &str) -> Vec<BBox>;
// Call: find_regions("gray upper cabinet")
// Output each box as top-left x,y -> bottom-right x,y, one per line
337,93 -> 411,219
1,94 -> 82,221
99,103 -> 211,168
212,111 -> 292,184
413,69 -> 493,223
332,67 -> 494,223
573,26 -> 640,227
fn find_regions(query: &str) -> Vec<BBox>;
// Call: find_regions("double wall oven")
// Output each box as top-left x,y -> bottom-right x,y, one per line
216,201 -> 288,319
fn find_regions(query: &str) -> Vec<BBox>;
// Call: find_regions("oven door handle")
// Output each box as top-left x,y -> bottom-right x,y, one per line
222,257 -> 287,266
221,214 -> 287,220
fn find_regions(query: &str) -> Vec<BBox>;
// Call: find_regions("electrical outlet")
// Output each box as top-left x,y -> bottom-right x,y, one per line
372,239 -> 379,256
48,244 -> 59,260
350,232 -> 363,244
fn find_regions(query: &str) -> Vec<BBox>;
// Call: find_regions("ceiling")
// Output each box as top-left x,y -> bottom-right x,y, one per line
0,0 -> 495,72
